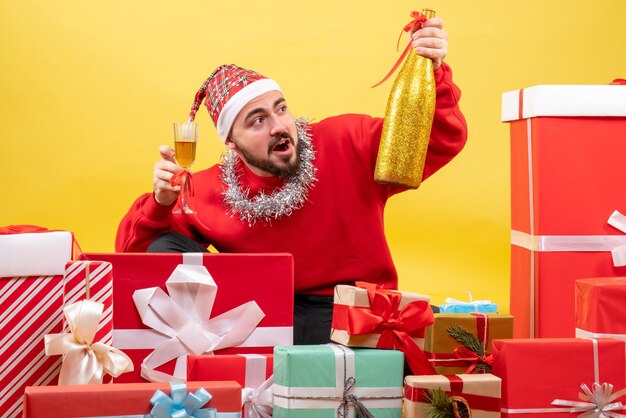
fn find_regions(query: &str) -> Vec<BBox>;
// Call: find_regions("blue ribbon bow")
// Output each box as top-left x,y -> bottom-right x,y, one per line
149,382 -> 216,418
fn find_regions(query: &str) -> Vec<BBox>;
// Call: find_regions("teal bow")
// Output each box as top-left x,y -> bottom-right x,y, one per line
150,382 -> 216,418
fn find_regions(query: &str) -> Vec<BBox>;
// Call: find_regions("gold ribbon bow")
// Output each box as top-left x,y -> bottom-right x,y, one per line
44,300 -> 134,385
552,383 -> 626,417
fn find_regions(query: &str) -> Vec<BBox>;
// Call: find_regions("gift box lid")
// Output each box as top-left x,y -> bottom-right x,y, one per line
501,84 -> 626,122
0,230 -> 74,276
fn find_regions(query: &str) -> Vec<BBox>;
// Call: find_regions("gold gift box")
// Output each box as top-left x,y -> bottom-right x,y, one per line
404,374 -> 501,418
424,313 -> 513,375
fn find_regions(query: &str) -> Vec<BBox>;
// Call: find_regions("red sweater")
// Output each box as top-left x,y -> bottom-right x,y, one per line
116,63 -> 467,295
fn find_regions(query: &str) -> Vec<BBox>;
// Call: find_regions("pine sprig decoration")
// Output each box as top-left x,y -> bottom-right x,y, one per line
426,388 -> 454,418
447,325 -> 492,373
447,325 -> 484,356
425,388 -> 471,418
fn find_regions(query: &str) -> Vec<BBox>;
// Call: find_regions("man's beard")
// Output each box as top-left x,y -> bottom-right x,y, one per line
237,133 -> 302,179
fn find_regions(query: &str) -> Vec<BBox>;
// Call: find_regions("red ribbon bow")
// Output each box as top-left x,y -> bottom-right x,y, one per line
371,11 -> 428,88
0,225 -> 50,234
453,347 -> 494,374
169,169 -> 193,197
343,281 -> 437,375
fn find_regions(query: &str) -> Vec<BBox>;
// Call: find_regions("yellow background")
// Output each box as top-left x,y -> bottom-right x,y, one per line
2,0 -> 625,312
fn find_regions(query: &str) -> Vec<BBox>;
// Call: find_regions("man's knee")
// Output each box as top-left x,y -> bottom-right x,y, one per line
147,232 -> 208,253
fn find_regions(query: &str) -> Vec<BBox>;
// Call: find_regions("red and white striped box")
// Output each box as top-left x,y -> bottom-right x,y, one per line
0,274 -> 64,418
0,256 -> 112,417
62,261 -> 113,345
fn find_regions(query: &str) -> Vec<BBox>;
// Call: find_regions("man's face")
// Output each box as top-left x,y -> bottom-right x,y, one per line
228,91 -> 299,178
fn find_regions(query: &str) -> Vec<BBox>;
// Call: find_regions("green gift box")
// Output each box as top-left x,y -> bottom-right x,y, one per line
273,344 -> 404,418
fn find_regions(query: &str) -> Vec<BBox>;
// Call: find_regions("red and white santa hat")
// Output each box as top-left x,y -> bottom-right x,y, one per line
188,64 -> 282,143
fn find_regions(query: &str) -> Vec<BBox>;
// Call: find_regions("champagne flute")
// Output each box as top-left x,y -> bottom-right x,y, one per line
173,122 -> 198,213
173,122 -> 198,169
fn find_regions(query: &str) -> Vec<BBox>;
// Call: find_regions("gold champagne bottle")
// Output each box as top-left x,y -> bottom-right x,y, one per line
374,8 -> 436,189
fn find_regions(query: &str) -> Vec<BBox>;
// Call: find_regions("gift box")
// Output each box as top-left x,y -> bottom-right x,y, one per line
492,338 -> 626,417
273,344 -> 403,418
404,374 -> 501,418
23,380 -> 242,418
439,296 -> 498,314
81,253 -> 294,383
423,313 -> 513,375
575,277 -> 626,344
187,354 -> 273,387
330,282 -> 435,374
188,354 -> 273,418
0,231 -> 97,418
502,84 -> 626,338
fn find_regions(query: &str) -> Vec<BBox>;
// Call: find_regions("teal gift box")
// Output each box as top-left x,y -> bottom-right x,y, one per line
273,344 -> 403,418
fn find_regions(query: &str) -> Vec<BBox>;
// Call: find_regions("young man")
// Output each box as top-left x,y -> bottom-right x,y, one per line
116,17 -> 467,344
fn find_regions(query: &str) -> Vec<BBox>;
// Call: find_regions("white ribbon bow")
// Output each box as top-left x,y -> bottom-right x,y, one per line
552,383 -> 626,417
609,211 -> 626,266
133,263 -> 265,382
445,292 -> 493,306
242,376 -> 274,418
44,300 -> 134,385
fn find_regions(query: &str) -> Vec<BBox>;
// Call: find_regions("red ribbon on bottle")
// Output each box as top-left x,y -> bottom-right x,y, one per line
332,281 -> 436,375
371,11 -> 427,88
404,375 -> 500,412
610,78 -> 626,85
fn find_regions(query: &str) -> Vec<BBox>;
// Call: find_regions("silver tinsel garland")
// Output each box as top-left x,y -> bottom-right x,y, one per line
220,118 -> 317,225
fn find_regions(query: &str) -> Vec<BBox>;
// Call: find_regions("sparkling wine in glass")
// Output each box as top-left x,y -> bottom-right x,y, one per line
173,122 -> 198,169
173,122 -> 198,213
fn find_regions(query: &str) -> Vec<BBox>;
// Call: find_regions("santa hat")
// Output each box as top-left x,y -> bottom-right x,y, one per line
188,64 -> 282,143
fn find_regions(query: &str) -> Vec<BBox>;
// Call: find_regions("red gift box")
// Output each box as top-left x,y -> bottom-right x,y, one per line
575,277 -> 626,343
0,231 -> 101,418
81,253 -> 294,383
502,85 -> 626,338
492,338 -> 626,417
187,354 -> 273,387
23,380 -> 241,418
188,354 -> 273,418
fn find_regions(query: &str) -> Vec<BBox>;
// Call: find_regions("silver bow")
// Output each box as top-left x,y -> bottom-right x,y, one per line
552,383 -> 626,417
